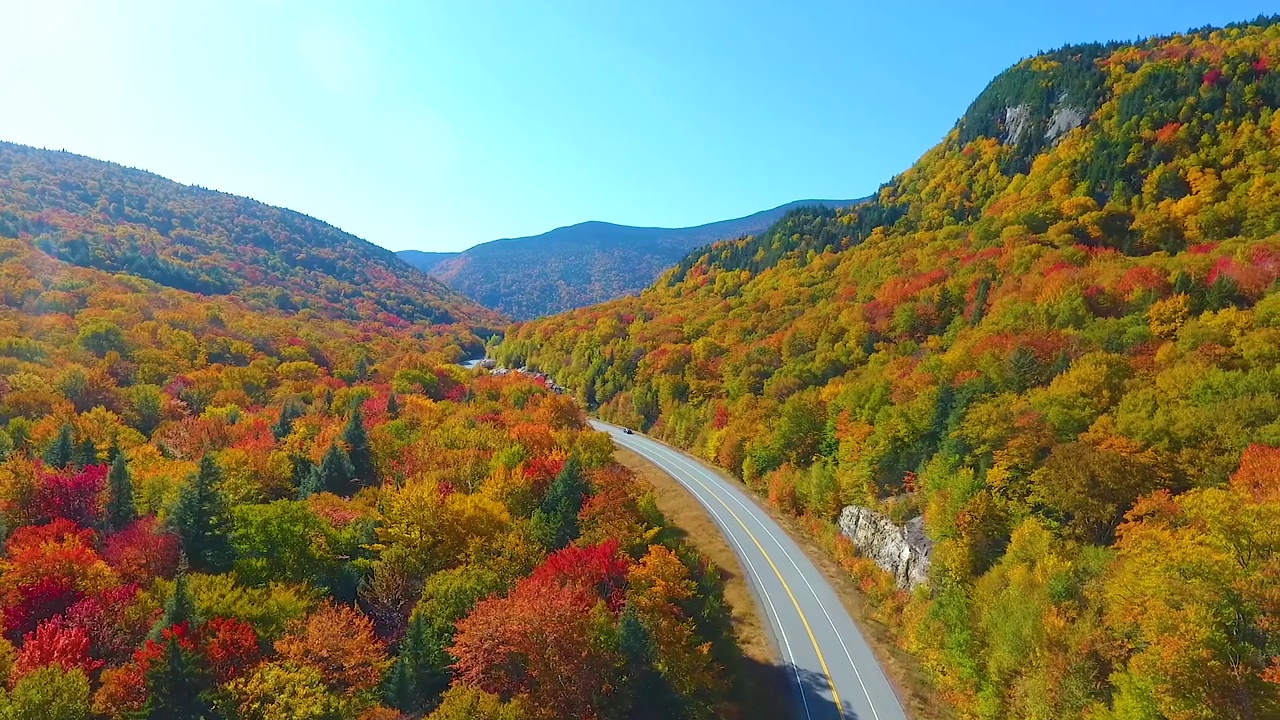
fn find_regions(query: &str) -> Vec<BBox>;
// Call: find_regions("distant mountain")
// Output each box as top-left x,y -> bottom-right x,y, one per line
398,199 -> 862,320
0,142 -> 503,329
397,250 -> 460,274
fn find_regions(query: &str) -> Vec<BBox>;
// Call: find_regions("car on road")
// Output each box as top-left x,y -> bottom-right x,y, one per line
623,428 -> 634,434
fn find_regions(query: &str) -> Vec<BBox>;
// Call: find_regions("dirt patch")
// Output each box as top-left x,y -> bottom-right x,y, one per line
616,445 -> 955,720
614,446 -> 793,720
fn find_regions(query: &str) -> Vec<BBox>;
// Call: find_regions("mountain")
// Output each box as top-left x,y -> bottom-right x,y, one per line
396,249 -> 460,274
398,198 -> 861,320
0,142 -> 504,329
498,16 -> 1280,720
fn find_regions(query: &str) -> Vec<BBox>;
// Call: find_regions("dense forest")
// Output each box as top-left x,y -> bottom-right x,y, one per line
0,142 -> 503,329
498,17 -> 1280,720
0,189 -> 746,716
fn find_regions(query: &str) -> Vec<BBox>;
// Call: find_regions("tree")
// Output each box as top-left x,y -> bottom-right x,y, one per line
451,577 -> 615,719
530,457 -> 587,550
5,665 -> 91,720
43,424 -> 74,469
386,393 -> 399,418
616,607 -> 686,720
72,435 -> 98,468
132,634 -> 214,720
150,575 -> 198,640
426,685 -> 528,720
302,444 -> 356,498
275,603 -> 389,697
342,406 -> 376,488
271,399 -> 305,441
386,613 -> 436,714
169,456 -> 234,573
222,661 -> 342,720
105,453 -> 137,532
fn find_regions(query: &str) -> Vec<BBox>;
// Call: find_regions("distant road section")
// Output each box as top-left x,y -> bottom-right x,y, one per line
591,420 -> 909,720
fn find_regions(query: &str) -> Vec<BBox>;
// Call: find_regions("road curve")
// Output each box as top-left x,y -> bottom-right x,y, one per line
591,420 -> 909,720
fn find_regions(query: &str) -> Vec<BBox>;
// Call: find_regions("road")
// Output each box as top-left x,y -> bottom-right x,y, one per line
591,420 -> 909,720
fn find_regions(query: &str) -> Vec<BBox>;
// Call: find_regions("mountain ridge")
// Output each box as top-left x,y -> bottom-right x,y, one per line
0,141 -> 504,330
398,198 -> 862,319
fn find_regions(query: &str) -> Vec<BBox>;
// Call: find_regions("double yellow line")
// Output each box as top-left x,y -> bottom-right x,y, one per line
629,435 -> 845,719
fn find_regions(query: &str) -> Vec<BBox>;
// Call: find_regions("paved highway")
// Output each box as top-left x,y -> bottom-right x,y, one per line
591,420 -> 909,720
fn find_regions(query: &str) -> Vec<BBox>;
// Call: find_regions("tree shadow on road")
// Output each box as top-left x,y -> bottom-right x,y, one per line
738,656 -> 860,720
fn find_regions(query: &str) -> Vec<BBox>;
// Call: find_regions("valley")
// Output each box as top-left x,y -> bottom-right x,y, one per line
0,9 -> 1276,720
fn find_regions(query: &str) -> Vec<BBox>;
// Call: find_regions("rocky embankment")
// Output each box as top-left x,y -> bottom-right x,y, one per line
838,506 -> 933,589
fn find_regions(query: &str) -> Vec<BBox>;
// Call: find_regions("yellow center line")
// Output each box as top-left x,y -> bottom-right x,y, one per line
629,435 -> 846,719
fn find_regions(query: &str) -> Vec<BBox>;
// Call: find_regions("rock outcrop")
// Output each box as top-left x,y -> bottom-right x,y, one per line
837,506 -> 933,590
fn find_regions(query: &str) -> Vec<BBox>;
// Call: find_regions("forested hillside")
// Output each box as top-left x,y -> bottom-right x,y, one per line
499,17 -> 1280,720
0,235 -> 745,718
399,199 -> 858,320
0,142 -> 503,328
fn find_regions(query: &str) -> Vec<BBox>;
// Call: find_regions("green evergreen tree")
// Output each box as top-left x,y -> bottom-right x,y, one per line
131,634 -> 214,720
73,435 -> 98,467
385,612 -> 447,713
342,406 -> 376,488
106,452 -> 138,532
271,398 -> 305,440
149,574 -> 199,640
386,393 -> 400,418
530,457 -> 587,549
306,444 -> 356,497
170,456 -> 234,573
617,607 -> 686,719
42,424 -> 74,469
1010,347 -> 1041,392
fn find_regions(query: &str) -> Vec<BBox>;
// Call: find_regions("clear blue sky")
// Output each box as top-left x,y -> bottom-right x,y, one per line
2,1 -> 1274,252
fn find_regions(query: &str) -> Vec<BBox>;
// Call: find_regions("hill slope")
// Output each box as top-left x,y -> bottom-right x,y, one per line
0,142 -> 503,329
499,17 -> 1280,720
399,198 -> 860,319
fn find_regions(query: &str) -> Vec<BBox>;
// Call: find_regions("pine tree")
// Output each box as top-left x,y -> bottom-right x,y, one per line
73,435 -> 98,467
42,424 -> 74,469
132,634 -> 214,720
150,574 -> 199,640
531,457 -> 587,550
386,393 -> 400,418
342,406 -> 376,488
106,452 -> 138,532
170,456 -> 234,574
385,612 -> 447,713
271,398 -> 304,440
617,607 -> 685,719
306,444 -> 356,497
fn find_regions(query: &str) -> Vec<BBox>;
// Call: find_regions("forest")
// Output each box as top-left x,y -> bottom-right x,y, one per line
0,230 -> 745,719
497,18 -> 1280,720
0,142 -> 503,329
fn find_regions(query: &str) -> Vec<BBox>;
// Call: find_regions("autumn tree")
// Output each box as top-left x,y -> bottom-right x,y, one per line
275,602 -> 390,698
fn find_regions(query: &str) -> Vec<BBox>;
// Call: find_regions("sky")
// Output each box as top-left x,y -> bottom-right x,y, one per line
2,1 -> 1276,253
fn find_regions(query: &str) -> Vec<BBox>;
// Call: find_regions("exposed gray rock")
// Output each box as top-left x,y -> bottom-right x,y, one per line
838,506 -> 933,590
1046,105 -> 1086,144
1003,104 -> 1033,145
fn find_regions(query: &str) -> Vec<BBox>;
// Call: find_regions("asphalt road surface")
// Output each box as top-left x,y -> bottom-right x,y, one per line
591,420 -> 910,720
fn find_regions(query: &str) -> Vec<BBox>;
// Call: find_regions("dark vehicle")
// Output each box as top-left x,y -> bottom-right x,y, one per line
623,428 -> 634,435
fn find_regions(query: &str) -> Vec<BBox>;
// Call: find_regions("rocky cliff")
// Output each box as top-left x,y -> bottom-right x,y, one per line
837,506 -> 933,589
